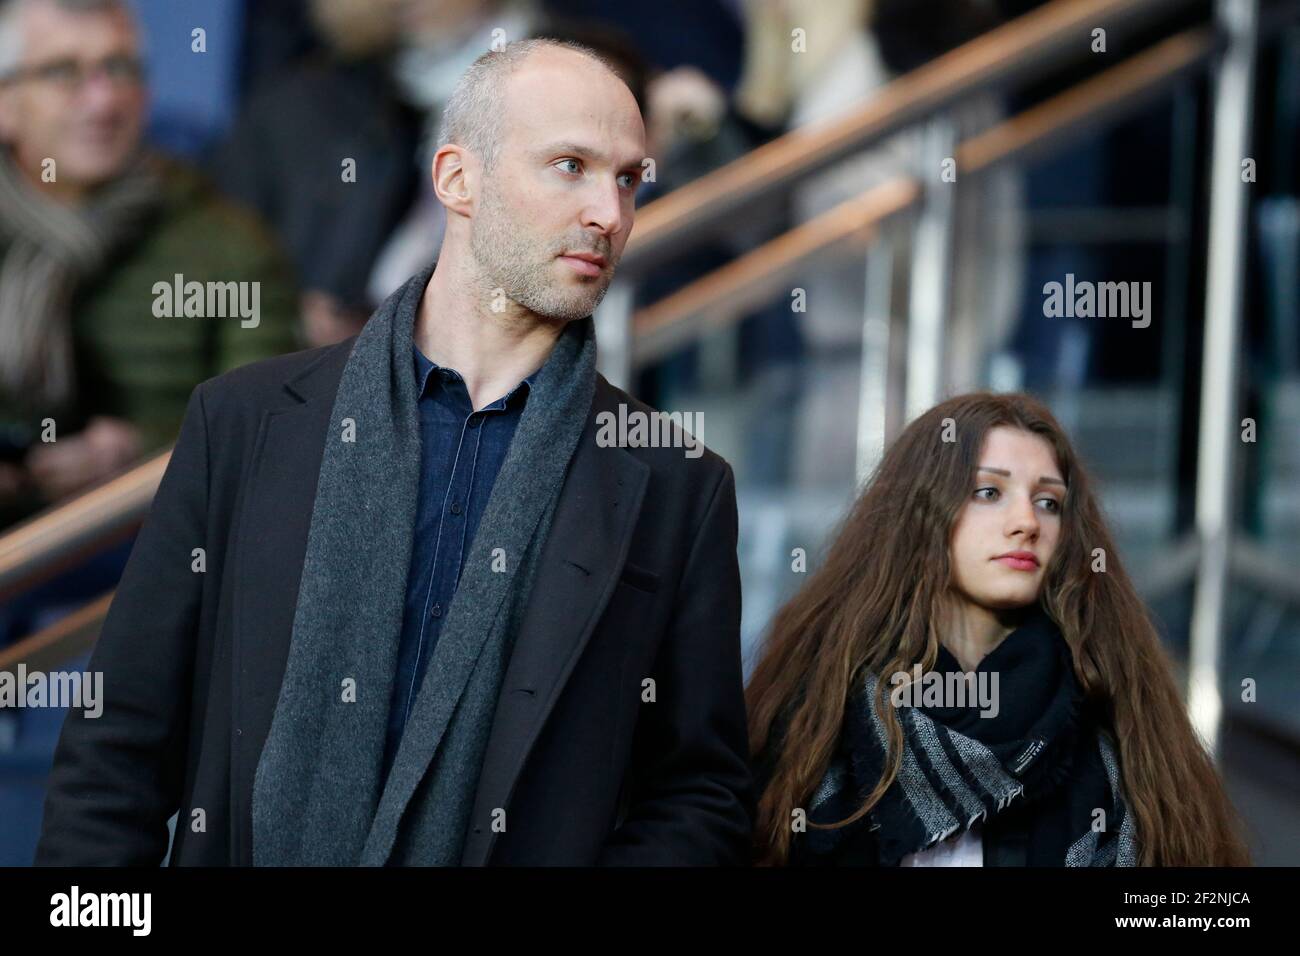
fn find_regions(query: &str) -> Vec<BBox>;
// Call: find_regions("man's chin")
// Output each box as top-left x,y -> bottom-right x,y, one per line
549,276 -> 611,314
506,287 -> 597,323
553,292 -> 608,322
70,133 -> 141,168
553,300 -> 603,322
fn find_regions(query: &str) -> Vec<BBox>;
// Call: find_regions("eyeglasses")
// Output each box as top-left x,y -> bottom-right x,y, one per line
0,54 -> 146,92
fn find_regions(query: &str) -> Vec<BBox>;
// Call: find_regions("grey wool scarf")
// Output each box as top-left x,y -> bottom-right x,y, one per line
252,261 -> 597,865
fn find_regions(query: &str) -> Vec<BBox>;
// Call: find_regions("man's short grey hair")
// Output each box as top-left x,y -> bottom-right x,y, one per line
0,0 -> 135,78
437,37 -> 626,173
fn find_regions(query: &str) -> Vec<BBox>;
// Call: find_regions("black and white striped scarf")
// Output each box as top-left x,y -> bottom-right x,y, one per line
0,145 -> 162,410
798,604 -> 1138,866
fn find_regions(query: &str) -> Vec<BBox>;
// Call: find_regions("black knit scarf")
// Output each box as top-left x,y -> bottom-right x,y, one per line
796,604 -> 1138,866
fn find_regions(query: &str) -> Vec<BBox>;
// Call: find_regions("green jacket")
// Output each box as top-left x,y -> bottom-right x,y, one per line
1,155 -> 301,524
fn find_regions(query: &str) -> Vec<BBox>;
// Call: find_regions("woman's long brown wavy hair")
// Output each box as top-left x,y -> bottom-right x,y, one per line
746,392 -> 1250,866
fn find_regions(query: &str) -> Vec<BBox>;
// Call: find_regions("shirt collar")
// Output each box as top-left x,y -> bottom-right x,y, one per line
413,342 -> 537,409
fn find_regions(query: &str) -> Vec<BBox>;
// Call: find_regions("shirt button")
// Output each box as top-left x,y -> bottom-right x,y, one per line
430,603 -> 443,619
450,502 -> 463,515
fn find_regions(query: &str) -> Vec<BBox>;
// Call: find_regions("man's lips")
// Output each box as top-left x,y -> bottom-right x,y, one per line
558,253 -> 605,276
994,550 -> 1039,571
561,251 -> 606,266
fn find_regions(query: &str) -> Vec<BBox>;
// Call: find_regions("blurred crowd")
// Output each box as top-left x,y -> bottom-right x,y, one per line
0,0 -> 1040,530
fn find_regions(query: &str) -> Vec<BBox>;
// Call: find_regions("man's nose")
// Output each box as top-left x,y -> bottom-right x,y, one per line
581,177 -> 624,236
78,72 -> 129,113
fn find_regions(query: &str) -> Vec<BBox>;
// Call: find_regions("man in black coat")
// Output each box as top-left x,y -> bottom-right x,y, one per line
35,38 -> 752,866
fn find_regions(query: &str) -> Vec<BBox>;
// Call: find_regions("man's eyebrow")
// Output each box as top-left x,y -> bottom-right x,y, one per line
533,141 -> 645,169
977,466 -> 1066,486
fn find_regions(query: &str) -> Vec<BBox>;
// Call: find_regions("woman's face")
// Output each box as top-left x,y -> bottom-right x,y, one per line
948,426 -> 1065,612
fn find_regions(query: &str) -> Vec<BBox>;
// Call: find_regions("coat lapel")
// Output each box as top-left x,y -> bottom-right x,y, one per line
459,377 -> 649,866
231,340 -> 355,865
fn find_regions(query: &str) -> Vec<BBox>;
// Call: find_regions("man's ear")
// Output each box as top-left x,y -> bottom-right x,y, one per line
431,144 -> 475,218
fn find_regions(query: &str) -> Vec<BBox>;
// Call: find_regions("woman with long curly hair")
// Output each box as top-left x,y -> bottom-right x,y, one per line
747,392 -> 1250,866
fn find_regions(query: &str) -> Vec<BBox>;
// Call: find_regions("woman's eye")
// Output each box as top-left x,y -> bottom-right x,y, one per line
1037,497 -> 1061,513
974,486 -> 998,501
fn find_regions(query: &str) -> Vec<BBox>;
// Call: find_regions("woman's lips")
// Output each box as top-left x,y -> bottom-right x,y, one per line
559,255 -> 602,277
995,555 -> 1038,571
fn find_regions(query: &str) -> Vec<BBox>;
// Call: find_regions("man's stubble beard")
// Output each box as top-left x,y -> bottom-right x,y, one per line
469,175 -> 615,322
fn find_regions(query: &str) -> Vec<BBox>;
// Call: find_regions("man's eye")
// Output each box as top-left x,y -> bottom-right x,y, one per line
104,55 -> 142,81
618,172 -> 638,188
555,159 -> 581,174
40,61 -> 80,83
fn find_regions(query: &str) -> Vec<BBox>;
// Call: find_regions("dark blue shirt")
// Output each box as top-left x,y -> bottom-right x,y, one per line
380,343 -> 536,784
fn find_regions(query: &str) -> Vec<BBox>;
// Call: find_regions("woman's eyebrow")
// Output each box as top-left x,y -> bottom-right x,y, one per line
977,465 -> 1066,486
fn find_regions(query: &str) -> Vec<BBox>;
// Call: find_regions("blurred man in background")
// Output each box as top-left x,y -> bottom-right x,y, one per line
0,0 -> 298,528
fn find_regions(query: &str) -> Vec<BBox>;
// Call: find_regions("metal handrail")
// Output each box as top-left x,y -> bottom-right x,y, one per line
0,592 -> 112,674
0,453 -> 169,604
620,0 -> 1191,273
631,26 -> 1217,366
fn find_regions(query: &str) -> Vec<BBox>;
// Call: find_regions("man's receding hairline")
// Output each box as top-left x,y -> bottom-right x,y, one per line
0,0 -> 137,77
437,37 -> 635,170
490,46 -> 623,137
